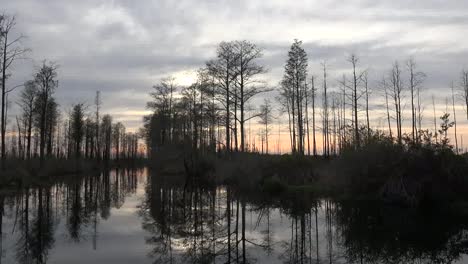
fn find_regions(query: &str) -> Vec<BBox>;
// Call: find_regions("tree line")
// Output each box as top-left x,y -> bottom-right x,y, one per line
143,40 -> 270,158
0,14 -> 140,170
144,38 -> 468,157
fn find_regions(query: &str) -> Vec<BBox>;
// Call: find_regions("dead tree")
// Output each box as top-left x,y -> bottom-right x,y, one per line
382,77 -> 393,139
390,62 -> 403,144
461,70 -> 468,120
347,54 -> 363,148
363,71 -> 371,141
322,62 -> 329,156
258,99 -> 273,154
17,80 -> 37,159
451,83 -> 459,153
311,76 -> 317,156
0,15 -> 29,168
407,58 -> 425,143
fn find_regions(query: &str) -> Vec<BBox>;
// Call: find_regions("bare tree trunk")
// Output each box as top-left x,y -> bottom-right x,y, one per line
1,33 -> 7,169
364,73 -> 370,141
417,85 -> 423,133
286,100 -> 293,153
461,70 -> 468,120
409,60 -> 416,142
391,62 -> 403,144
432,95 -> 438,143
95,91 -> 101,160
291,89 -> 297,154
384,80 -> 393,140
341,75 -> 347,149
322,63 -> 329,156
311,77 -> 317,156
27,110 -> 32,159
296,75 -> 304,155
349,55 -> 360,148
305,79 -> 311,155
452,84 -> 459,153
234,86 -> 238,152
16,116 -> 22,159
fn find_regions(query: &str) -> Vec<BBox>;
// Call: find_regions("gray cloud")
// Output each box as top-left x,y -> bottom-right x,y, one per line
2,0 -> 468,131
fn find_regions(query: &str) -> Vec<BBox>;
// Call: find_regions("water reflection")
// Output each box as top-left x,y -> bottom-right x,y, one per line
0,168 -> 467,264
141,169 -> 468,264
1,168 -> 140,264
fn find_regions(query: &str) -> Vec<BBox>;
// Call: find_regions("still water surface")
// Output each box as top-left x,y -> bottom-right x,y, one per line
1,168 -> 467,263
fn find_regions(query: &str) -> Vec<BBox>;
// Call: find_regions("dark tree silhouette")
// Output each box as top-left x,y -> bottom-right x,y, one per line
34,61 -> 59,165
232,40 -> 267,152
17,80 -> 37,159
280,39 -> 308,155
70,103 -> 85,158
207,42 -> 237,153
0,14 -> 29,169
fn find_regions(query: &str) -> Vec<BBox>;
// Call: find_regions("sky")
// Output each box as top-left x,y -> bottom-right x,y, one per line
2,0 -> 468,151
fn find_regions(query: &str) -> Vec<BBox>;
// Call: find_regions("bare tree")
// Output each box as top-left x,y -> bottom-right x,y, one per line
432,95 -> 438,143
331,93 -> 339,154
113,122 -> 125,160
232,40 -> 267,152
258,99 -> 273,154
207,42 -> 238,153
363,71 -> 371,141
15,115 -> 23,158
339,75 -> 348,148
182,81 -> 202,149
279,80 -> 296,153
101,114 -> 112,161
17,80 -> 37,159
347,54 -> 364,148
311,76 -> 317,156
451,83 -> 458,153
390,61 -> 403,144
407,58 -> 425,143
206,42 -> 236,152
461,69 -> 468,120
0,14 -> 29,168
382,77 -> 393,139
84,117 -> 94,158
45,97 -> 59,156
322,62 -> 330,156
34,61 -> 58,165
95,91 -> 101,159
305,78 -> 310,155
277,90 -> 294,153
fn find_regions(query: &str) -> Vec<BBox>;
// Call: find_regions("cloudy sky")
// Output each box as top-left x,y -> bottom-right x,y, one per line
3,0 -> 468,146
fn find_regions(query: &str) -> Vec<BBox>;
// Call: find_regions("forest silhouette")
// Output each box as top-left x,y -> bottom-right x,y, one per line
1,10 -> 468,264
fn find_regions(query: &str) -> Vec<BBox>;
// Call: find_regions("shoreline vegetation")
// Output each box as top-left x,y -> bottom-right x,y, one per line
1,14 -> 468,213
151,134 -> 468,210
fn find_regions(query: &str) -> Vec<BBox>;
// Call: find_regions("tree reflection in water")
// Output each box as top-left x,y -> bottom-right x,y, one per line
1,168 -> 140,263
140,169 -> 468,264
0,168 -> 467,264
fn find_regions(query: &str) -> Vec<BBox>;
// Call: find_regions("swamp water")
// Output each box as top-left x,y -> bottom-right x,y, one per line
1,168 -> 467,263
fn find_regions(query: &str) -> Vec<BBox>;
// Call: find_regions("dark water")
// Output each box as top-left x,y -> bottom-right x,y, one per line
1,168 -> 467,264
